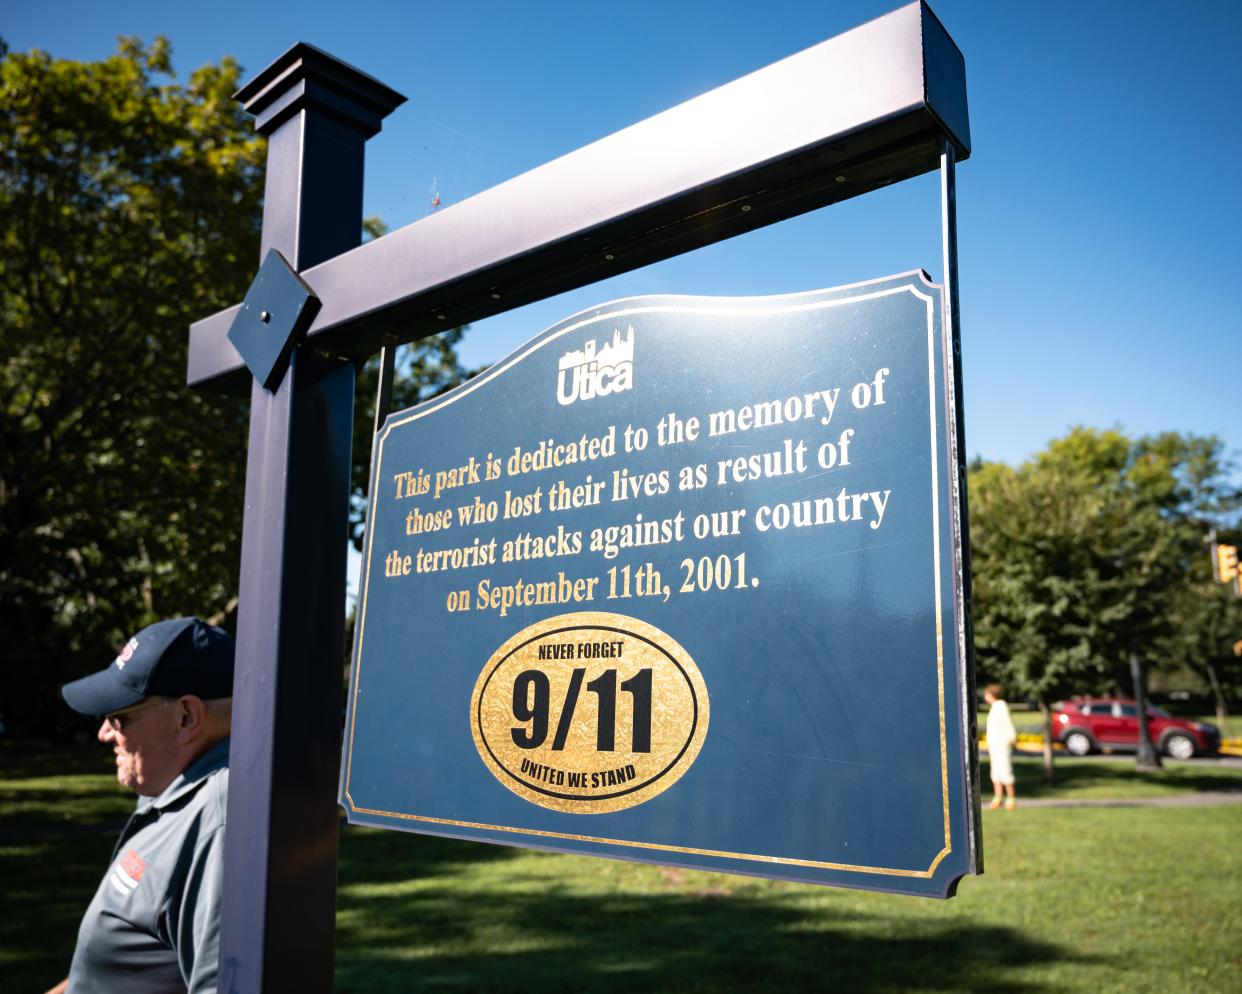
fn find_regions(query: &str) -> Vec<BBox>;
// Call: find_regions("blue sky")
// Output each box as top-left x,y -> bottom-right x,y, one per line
8,0 -> 1242,472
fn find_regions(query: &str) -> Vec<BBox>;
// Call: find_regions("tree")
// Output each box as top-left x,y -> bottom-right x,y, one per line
969,427 -> 1239,781
1127,432 -> 1242,725
0,42 -> 475,735
970,451 -> 1164,781
1,38 -> 263,734
1158,573 -> 1242,729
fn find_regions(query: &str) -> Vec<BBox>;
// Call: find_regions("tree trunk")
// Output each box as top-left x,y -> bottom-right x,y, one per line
1205,663 -> 1230,731
1130,651 -> 1163,771
1038,700 -> 1056,785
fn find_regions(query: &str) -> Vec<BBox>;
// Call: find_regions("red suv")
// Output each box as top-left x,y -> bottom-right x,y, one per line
1052,698 -> 1220,759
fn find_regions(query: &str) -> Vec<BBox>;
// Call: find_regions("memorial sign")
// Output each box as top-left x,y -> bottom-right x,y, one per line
191,4 -> 975,985
341,270 -> 976,897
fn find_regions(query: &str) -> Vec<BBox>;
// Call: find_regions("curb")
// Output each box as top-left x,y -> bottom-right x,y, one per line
979,735 -> 1242,758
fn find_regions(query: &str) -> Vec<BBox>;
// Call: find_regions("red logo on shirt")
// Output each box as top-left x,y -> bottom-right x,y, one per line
121,849 -> 146,882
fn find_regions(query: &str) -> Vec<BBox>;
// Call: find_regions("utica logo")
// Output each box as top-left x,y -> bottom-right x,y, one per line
556,326 -> 634,406
114,637 -> 139,670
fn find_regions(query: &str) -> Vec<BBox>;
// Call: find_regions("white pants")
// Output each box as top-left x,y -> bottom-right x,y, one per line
988,739 -> 1015,785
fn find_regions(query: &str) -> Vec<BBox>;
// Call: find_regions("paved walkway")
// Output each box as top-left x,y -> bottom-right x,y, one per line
1006,789 -> 1242,809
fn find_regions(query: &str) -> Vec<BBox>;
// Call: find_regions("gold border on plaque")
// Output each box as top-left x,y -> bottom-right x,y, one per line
345,272 -> 953,879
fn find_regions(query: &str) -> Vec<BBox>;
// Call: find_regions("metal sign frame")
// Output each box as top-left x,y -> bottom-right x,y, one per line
188,3 -> 976,990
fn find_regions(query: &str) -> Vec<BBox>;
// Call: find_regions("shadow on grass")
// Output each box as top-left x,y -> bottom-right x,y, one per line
0,739 -> 117,777
0,748 -> 133,835
1008,756 -> 1242,799
1,748 -> 1110,994
2,829 -> 119,990
335,833 -> 1090,994
339,824 -> 519,877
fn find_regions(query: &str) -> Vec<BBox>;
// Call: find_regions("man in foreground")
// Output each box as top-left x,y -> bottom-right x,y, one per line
47,616 -> 234,994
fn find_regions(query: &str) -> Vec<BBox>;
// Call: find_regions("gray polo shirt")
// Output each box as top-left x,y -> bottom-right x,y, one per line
68,738 -> 229,994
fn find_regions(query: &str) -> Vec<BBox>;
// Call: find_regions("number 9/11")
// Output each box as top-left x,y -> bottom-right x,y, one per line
512,667 -> 652,753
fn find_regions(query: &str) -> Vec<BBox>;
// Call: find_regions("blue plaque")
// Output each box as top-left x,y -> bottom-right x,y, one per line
340,270 -> 979,898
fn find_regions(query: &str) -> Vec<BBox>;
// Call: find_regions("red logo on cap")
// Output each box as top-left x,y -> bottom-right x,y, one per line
114,637 -> 139,670
121,849 -> 146,882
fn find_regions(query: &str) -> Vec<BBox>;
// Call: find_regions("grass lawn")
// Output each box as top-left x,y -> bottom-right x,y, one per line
1002,754 -> 1242,800
4,744 -> 1240,993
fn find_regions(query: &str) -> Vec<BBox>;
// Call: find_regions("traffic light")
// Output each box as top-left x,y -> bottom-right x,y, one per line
1214,543 -> 1239,584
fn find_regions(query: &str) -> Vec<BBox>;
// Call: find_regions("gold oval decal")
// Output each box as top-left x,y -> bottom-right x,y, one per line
470,611 -> 709,814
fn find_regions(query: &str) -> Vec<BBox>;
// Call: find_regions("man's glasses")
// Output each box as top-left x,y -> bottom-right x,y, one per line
102,697 -> 167,732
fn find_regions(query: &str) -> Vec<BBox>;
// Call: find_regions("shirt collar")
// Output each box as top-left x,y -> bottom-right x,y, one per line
139,737 -> 230,813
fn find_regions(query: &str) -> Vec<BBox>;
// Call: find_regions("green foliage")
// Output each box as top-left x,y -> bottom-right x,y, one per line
1156,565 -> 1242,715
0,39 -> 265,733
970,427 -> 1242,709
0,50 -> 475,733
351,331 -> 474,549
349,218 -> 475,549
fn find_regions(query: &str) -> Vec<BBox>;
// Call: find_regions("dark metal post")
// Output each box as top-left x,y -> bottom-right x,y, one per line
371,342 -> 397,438
1130,651 -> 1163,771
941,141 -> 982,873
219,46 -> 404,994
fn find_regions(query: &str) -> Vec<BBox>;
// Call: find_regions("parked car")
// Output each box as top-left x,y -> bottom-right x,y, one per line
1051,698 -> 1220,759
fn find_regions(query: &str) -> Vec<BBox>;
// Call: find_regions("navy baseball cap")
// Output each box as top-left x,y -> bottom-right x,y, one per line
61,617 -> 235,716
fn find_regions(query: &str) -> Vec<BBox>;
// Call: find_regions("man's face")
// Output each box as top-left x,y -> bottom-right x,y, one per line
98,698 -> 181,796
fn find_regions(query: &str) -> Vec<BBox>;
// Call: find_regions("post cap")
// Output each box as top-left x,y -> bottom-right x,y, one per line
235,42 -> 406,137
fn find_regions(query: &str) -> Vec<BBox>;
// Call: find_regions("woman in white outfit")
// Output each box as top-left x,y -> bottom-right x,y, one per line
985,684 -> 1017,809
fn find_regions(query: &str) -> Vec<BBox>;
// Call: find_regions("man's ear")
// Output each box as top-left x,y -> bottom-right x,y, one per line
174,695 -> 208,744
